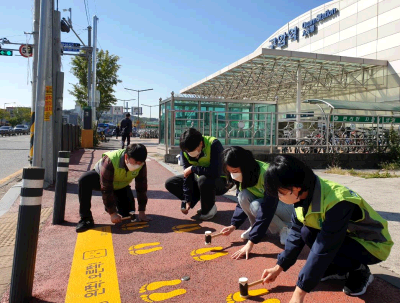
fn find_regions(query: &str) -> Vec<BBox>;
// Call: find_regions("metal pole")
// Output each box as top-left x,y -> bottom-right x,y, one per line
91,16 -> 98,124
33,0 -> 52,167
10,167 -> 45,303
52,9 -> 62,183
87,26 -> 92,110
53,151 -> 70,224
29,0 -> 40,164
296,65 -> 302,139
138,91 -> 140,126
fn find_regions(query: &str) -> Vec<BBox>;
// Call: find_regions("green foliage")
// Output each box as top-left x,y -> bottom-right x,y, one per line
69,50 -> 122,120
5,108 -> 31,126
386,126 -> 400,162
0,109 -> 10,122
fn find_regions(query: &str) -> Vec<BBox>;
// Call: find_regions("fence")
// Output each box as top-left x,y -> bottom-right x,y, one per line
61,124 -> 81,152
163,110 -> 400,154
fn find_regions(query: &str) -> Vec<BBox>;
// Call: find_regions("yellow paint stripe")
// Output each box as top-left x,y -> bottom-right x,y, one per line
0,168 -> 23,186
65,226 -> 121,303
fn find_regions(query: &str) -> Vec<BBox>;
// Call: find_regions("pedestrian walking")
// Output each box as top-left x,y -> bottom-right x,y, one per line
120,113 -> 133,148
115,125 -> 120,139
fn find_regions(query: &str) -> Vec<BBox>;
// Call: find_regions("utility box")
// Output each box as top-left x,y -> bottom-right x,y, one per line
83,107 -> 92,129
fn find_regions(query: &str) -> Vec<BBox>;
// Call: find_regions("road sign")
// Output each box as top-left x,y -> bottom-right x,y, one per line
61,42 -> 80,47
61,42 -> 81,52
132,107 -> 143,115
19,45 -> 33,58
0,49 -> 12,56
63,47 -> 80,52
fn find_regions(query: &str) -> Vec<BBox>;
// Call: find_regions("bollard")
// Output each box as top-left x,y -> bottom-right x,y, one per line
10,167 -> 45,303
53,151 -> 71,224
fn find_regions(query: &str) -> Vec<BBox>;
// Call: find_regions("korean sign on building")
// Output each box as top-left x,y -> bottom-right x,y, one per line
269,8 -> 338,49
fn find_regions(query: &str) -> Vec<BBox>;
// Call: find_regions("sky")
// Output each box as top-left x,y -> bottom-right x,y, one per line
1,0 -> 325,118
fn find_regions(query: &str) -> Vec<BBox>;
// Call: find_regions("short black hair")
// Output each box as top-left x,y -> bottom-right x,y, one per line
265,155 -> 315,198
222,146 -> 260,190
126,144 -> 147,162
125,113 -> 131,118
179,128 -> 203,152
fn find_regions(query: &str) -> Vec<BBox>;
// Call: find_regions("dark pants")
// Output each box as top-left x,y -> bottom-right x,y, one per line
301,225 -> 381,273
165,174 -> 228,214
121,132 -> 130,148
78,170 -> 135,219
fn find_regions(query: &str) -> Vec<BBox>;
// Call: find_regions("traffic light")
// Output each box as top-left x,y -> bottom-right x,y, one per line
0,50 -> 12,56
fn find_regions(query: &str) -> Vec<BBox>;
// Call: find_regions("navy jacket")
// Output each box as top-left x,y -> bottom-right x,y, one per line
181,139 -> 224,202
277,182 -> 358,292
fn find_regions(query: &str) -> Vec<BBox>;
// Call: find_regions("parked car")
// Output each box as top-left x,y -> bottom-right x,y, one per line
0,126 -> 15,136
14,125 -> 30,135
97,123 -> 116,137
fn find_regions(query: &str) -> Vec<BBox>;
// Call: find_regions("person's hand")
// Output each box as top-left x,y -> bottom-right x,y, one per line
288,287 -> 307,303
138,211 -> 152,222
231,241 -> 254,260
130,132 -> 132,137
261,265 -> 283,283
183,166 -> 193,178
221,225 -> 236,236
110,212 -> 122,223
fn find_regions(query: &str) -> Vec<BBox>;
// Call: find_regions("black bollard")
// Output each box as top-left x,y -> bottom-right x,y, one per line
53,151 -> 70,224
10,167 -> 45,303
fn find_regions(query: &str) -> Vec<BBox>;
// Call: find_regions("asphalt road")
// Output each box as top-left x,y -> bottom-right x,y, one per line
0,134 -> 30,180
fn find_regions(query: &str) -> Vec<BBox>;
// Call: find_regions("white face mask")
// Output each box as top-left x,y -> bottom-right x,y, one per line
125,160 -> 142,171
187,149 -> 200,158
230,172 -> 243,182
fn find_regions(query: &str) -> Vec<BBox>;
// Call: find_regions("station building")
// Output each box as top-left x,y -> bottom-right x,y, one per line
159,0 -> 400,153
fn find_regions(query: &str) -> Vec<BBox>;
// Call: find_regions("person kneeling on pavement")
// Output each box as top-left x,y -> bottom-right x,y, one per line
76,143 -> 151,233
165,128 -> 228,220
219,147 -> 293,260
260,155 -> 393,302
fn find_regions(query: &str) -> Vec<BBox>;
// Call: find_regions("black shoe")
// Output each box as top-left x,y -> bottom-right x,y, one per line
321,264 -> 348,282
343,264 -> 374,296
76,218 -> 94,233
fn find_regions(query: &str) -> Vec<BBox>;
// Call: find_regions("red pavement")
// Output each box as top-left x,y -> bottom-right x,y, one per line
1,146 -> 400,303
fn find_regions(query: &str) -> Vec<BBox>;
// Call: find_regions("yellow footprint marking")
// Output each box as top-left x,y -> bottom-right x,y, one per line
190,246 -> 228,261
122,221 -> 149,231
226,289 -> 269,302
172,223 -> 201,233
139,279 -> 186,302
129,242 -> 163,255
262,299 -> 280,303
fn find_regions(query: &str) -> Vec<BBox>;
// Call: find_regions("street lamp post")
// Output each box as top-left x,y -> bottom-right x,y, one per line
124,88 -> 153,126
141,104 -> 158,121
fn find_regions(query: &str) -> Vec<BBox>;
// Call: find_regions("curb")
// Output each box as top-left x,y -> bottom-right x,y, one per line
0,182 -> 22,217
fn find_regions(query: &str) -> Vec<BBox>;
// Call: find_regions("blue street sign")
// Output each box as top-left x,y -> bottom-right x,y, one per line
61,42 -> 80,47
63,47 -> 80,52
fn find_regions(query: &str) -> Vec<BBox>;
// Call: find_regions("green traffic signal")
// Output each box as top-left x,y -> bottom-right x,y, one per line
0,50 -> 13,56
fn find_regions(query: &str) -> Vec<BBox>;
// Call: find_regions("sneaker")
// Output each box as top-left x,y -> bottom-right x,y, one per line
321,264 -> 348,282
199,204 -> 217,221
76,218 -> 94,233
343,264 -> 374,296
279,226 -> 289,245
241,227 -> 252,240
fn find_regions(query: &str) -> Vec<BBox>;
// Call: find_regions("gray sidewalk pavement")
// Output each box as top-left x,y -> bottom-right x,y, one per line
0,137 -> 398,301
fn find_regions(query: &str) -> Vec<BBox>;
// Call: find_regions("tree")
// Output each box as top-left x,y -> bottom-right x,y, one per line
6,108 -> 31,126
69,50 -> 122,120
0,109 -> 10,125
